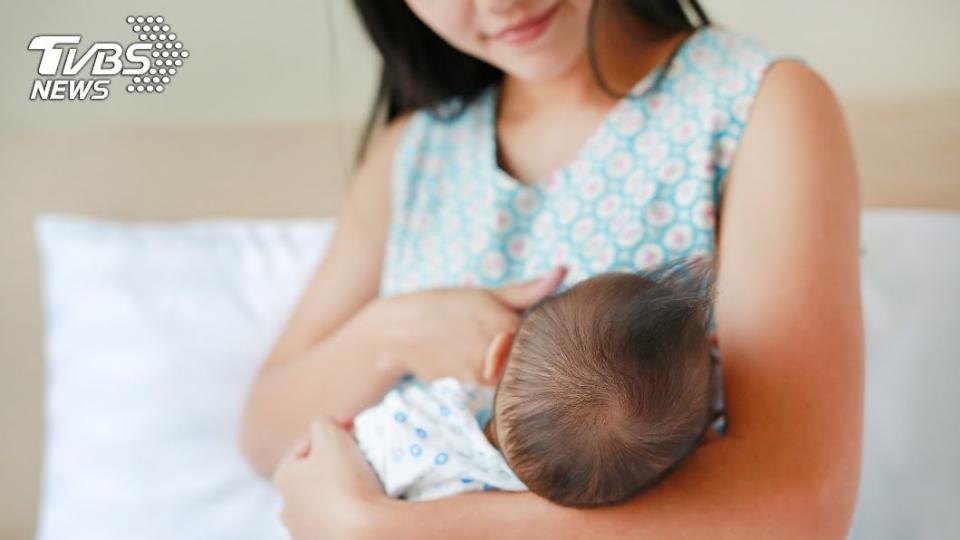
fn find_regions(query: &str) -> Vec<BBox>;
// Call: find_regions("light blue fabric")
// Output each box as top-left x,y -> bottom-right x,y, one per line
352,377 -> 526,501
379,24 -> 800,301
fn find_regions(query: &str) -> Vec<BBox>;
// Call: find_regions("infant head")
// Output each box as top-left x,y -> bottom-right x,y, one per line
487,258 -> 716,507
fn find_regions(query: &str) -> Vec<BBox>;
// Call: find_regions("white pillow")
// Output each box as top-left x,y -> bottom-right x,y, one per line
34,214 -> 334,540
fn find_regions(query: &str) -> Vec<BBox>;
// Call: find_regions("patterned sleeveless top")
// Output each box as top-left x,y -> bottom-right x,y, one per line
378,24 -> 800,299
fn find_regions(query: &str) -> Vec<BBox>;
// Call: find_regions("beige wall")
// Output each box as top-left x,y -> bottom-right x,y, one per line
0,0 -> 380,134
2,0 -> 959,135
1,1 -> 958,539
710,0 -> 960,99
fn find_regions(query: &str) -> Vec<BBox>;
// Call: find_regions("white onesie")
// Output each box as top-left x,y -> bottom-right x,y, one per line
352,375 -> 527,501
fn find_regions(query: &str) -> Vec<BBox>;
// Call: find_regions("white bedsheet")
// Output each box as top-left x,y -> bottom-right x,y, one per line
852,209 -> 960,538
33,209 -> 960,539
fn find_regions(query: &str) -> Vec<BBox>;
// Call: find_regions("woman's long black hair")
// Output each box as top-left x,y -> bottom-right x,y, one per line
352,0 -> 711,162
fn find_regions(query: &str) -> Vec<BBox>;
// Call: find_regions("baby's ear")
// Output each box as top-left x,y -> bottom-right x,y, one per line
482,330 -> 514,384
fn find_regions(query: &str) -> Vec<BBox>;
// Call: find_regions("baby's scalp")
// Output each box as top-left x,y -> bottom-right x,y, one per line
493,257 -> 717,507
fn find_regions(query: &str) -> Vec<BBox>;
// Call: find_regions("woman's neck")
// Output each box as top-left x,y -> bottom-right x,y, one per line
499,52 -> 609,118
498,26 -> 694,119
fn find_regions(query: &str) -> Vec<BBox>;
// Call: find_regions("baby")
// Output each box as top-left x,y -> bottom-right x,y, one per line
351,257 -> 720,507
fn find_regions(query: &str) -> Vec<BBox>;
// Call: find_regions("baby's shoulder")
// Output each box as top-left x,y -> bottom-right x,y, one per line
390,376 -> 493,410
365,376 -> 493,428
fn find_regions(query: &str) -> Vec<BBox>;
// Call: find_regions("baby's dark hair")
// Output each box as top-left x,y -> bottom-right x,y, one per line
494,257 -> 716,507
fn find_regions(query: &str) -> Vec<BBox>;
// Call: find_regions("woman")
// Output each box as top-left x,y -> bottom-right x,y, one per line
241,1 -> 863,538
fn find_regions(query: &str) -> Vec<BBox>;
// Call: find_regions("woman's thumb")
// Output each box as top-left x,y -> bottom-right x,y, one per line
489,266 -> 568,310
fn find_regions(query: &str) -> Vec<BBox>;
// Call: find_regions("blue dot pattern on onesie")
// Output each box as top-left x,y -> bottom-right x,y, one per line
353,377 -> 529,500
377,25 -> 803,331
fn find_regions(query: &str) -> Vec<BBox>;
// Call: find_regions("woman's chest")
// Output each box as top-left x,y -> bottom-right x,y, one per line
379,127 -> 720,298
494,105 -> 612,187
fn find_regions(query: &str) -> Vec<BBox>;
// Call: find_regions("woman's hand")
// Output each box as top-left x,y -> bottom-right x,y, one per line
272,417 -> 385,540
375,266 -> 568,384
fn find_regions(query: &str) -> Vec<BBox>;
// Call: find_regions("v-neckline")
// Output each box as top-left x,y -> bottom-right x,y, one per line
484,26 -> 706,191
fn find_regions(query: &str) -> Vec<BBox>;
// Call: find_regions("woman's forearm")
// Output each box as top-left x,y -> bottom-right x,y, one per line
360,433 -> 849,540
240,299 -> 404,476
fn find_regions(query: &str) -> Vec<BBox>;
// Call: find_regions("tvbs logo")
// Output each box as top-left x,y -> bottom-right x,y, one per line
28,15 -> 189,101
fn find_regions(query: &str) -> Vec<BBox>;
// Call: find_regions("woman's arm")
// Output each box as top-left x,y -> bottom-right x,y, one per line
359,60 -> 864,539
240,115 -> 412,476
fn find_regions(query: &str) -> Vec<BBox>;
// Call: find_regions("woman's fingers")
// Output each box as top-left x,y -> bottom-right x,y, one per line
277,432 -> 310,464
309,417 -> 335,443
306,416 -> 356,462
275,418 -> 344,475
272,433 -> 310,488
489,265 -> 567,310
291,434 -> 311,459
334,415 -> 355,431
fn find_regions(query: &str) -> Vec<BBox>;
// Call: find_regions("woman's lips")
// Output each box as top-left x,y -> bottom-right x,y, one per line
490,4 -> 559,46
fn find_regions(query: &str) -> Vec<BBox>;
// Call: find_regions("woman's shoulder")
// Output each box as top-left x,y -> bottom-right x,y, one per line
388,87 -> 495,173
739,58 -> 844,154
401,87 -> 495,142
356,85 -> 492,182
676,24 -> 807,93
686,24 -> 830,128
714,54 -> 850,208
345,112 -> 419,224
356,88 -> 492,207
664,25 -> 829,202
356,111 -> 417,180
696,24 -> 795,67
